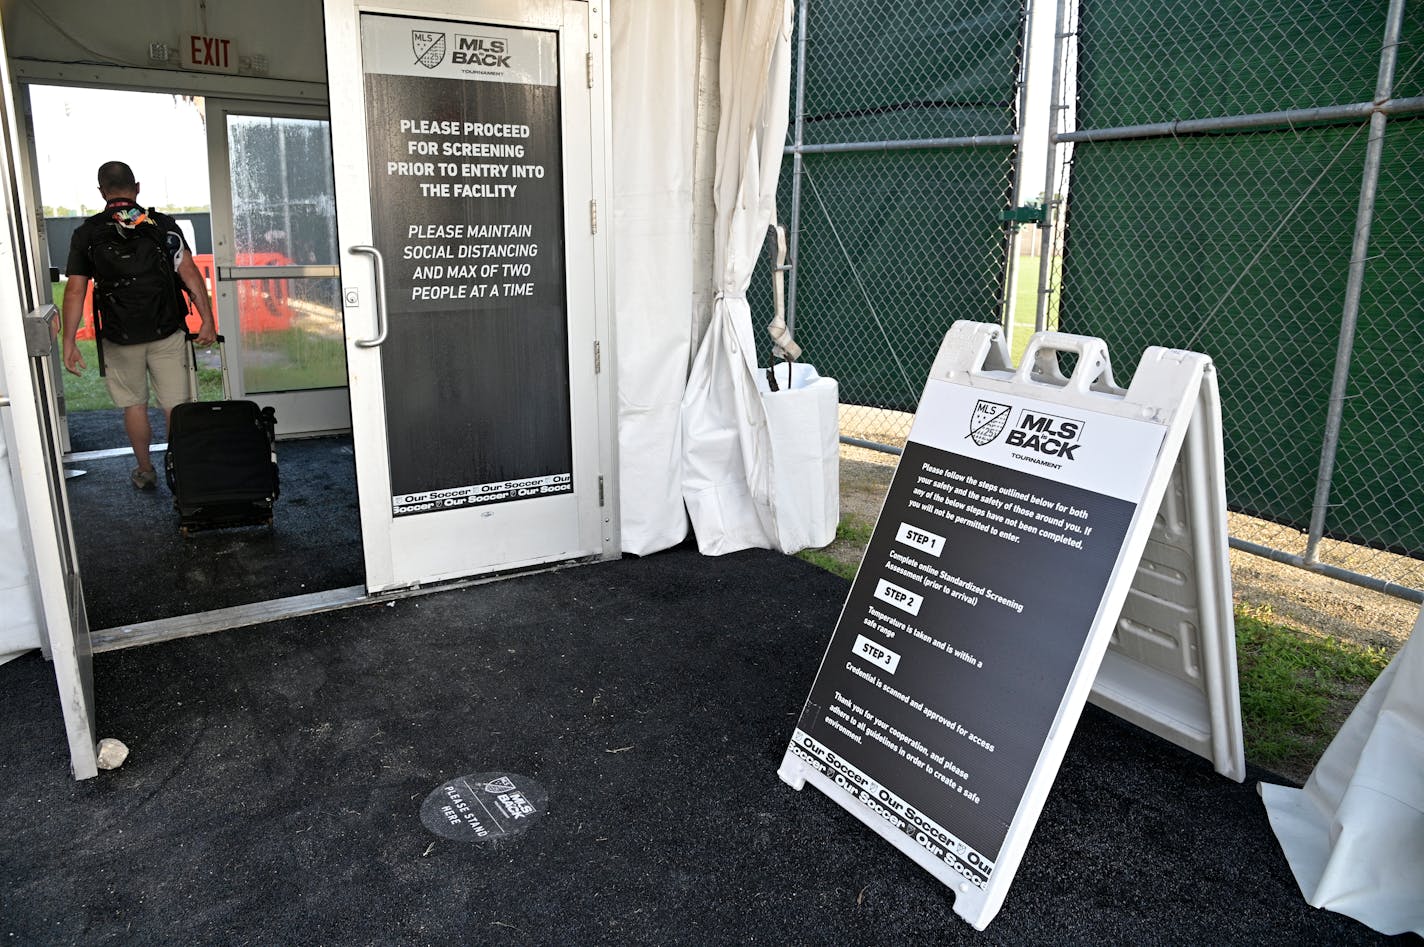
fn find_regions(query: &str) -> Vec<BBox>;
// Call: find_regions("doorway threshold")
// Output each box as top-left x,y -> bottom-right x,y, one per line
89,556 -> 606,653
91,585 -> 368,653
67,444 -> 164,463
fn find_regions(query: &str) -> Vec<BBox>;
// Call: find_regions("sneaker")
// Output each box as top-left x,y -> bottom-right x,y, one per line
130,467 -> 158,490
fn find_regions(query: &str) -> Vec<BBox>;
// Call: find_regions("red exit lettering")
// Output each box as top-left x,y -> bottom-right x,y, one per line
188,35 -> 235,71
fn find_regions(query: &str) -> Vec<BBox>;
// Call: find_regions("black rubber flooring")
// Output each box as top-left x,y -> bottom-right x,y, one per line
0,547 -> 1413,945
64,409 -> 362,629
65,405 -> 168,453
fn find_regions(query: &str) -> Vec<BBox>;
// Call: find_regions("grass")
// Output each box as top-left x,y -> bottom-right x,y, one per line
61,338 -> 224,411
1235,604 -> 1388,772
239,328 -> 347,393
798,519 -> 1391,778
1008,254 -> 1065,364
797,517 -> 875,581
52,282 -> 333,410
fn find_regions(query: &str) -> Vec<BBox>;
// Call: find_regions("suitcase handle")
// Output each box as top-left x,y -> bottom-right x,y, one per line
185,332 -> 231,401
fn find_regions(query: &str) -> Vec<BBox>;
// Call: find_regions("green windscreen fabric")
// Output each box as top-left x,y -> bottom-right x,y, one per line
1329,116 -> 1424,557
767,148 -> 1015,412
802,0 -> 1025,143
1060,0 -> 1424,555
1058,129 -> 1361,533
1076,2 -> 1389,127
754,0 -> 1025,410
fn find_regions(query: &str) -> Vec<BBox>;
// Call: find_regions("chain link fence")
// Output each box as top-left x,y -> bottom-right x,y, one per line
1050,0 -> 1424,598
770,0 -> 1424,601
754,0 -> 1027,452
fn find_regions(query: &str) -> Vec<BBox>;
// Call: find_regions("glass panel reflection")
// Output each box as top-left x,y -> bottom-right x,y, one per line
227,115 -> 338,266
238,276 -> 347,393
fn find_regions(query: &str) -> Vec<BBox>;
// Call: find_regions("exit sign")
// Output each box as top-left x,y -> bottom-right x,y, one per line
186,34 -> 237,74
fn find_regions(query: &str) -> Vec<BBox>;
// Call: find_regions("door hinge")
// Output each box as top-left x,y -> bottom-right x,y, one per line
594,340 -> 602,374
586,52 -> 594,88
589,199 -> 598,234
598,475 -> 605,507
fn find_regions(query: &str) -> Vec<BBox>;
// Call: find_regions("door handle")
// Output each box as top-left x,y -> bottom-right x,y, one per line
348,245 -> 389,348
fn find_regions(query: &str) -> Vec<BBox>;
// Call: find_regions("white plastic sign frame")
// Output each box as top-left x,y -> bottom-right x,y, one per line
1089,364 -> 1243,781
779,321 -> 1229,929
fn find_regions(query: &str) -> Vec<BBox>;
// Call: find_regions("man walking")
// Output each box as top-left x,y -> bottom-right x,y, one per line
60,161 -> 217,489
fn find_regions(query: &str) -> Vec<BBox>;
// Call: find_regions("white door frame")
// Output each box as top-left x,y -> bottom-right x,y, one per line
324,0 -> 619,592
0,27 -> 98,779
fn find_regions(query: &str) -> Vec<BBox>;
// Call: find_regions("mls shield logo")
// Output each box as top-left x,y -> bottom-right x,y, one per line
968,400 -> 1011,446
483,775 -> 517,794
412,31 -> 447,69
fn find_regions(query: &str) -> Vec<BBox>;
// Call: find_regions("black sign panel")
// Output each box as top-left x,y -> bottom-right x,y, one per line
788,382 -> 1164,889
361,18 -> 572,516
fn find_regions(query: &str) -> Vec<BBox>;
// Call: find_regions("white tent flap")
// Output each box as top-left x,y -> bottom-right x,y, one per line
680,0 -> 798,556
1260,614 -> 1424,936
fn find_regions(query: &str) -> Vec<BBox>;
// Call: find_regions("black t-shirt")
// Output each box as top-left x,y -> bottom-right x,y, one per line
65,200 -> 189,278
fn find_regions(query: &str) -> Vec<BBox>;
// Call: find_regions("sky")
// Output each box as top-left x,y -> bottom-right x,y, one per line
28,85 -> 212,214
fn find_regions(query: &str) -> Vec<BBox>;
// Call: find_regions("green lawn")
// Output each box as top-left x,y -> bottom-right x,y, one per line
53,282 -> 327,410
239,328 -> 347,393
1235,604 -> 1388,770
1007,255 -> 1060,366
60,337 -> 224,411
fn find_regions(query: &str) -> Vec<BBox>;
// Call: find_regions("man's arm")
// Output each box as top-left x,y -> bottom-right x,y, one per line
60,275 -> 89,376
176,249 -> 217,345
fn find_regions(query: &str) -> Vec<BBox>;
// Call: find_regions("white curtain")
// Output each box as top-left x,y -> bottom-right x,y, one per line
680,0 -> 794,555
610,0 -> 701,554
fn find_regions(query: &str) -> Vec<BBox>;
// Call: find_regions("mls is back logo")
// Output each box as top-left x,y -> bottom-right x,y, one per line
969,400 -> 1011,446
412,31 -> 447,69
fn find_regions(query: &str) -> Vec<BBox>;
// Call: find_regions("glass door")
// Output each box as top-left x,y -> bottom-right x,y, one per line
324,0 -> 617,592
206,101 -> 351,435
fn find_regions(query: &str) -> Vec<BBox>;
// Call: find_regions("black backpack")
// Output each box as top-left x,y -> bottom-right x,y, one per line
87,214 -> 185,345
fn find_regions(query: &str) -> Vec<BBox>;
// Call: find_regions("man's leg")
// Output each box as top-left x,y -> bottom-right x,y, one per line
149,330 -> 191,435
123,404 -> 154,473
100,339 -> 158,489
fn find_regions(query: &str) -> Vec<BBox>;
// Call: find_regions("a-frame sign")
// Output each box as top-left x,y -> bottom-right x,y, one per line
779,322 -> 1243,930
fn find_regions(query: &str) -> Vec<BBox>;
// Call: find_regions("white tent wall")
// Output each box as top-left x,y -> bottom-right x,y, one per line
688,0 -> 725,356
609,0 -> 702,556
613,0 -> 803,558
0,370 -> 43,666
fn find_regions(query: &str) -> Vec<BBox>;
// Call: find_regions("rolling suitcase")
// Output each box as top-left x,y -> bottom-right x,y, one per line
165,333 -> 279,536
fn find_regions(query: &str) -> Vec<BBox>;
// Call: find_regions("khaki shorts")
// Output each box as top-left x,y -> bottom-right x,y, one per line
102,330 -> 190,411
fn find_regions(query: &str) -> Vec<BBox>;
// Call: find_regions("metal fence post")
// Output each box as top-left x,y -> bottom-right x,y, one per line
1000,0 -> 1042,338
1034,0 -> 1071,333
1304,0 -> 1407,564
784,0 -> 810,338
